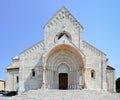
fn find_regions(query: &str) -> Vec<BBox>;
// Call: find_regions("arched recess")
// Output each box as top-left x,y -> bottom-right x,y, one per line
42,44 -> 85,89
54,31 -> 72,43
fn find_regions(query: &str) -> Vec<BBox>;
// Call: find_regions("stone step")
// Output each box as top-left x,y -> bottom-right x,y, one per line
1,90 -> 120,100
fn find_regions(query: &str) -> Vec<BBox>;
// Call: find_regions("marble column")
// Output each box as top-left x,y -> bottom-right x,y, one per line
41,57 -> 47,89
41,67 -> 47,89
82,68 -> 86,88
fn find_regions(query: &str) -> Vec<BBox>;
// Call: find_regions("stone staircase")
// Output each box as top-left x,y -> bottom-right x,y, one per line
1,90 -> 120,100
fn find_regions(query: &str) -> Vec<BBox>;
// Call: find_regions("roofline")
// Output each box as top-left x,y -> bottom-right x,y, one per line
20,40 -> 44,54
7,67 -> 19,70
107,65 -> 115,70
83,40 -> 106,56
44,6 -> 84,29
0,80 -> 5,82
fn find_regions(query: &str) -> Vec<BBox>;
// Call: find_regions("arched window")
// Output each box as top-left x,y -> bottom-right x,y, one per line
58,33 -> 70,40
54,31 -> 72,43
32,69 -> 35,77
91,70 -> 95,79
16,76 -> 19,83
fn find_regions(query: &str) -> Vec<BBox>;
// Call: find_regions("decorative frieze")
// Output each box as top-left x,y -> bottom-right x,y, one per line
45,7 -> 83,31
22,41 -> 44,56
82,40 -> 106,56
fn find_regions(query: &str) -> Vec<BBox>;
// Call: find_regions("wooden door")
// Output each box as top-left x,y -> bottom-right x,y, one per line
59,73 -> 68,89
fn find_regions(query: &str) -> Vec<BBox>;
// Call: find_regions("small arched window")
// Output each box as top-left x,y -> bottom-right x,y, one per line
91,70 -> 95,79
32,69 -> 35,77
54,31 -> 72,43
16,76 -> 19,83
58,33 -> 70,40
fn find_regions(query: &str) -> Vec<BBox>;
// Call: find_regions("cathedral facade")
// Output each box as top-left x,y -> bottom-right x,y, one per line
6,7 -> 115,93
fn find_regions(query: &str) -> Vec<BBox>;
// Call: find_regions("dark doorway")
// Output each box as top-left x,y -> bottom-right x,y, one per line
59,73 -> 68,89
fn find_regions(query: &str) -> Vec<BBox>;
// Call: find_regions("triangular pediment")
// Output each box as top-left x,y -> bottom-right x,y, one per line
44,6 -> 83,29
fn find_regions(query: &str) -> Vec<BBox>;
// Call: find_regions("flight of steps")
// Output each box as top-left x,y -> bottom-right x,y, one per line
1,89 -> 120,100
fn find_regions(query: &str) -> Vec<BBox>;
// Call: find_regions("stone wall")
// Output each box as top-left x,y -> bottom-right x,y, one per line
106,66 -> 115,92
82,40 -> 107,90
19,41 -> 44,92
6,69 -> 19,91
0,80 -> 5,90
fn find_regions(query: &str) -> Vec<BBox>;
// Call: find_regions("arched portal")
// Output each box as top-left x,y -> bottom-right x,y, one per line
42,44 -> 85,89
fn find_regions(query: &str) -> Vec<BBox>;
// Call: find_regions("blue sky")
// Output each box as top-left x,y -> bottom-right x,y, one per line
0,0 -> 120,80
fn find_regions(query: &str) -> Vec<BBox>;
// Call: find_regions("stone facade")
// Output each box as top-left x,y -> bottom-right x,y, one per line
6,57 -> 19,91
106,66 -> 115,92
5,7 -> 115,93
0,80 -> 5,90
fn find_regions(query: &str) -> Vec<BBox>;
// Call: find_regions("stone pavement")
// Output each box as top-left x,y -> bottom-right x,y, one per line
0,90 -> 120,100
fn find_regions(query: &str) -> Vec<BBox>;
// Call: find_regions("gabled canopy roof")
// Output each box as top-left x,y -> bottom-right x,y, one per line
7,65 -> 19,70
107,65 -> 115,70
6,62 -> 19,70
0,80 -> 5,82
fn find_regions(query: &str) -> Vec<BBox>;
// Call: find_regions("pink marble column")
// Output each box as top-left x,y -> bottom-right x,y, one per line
41,58 -> 47,89
41,68 -> 47,89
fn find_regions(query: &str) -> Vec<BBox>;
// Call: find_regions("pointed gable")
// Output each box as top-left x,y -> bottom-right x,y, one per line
44,7 -> 84,49
44,6 -> 83,29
